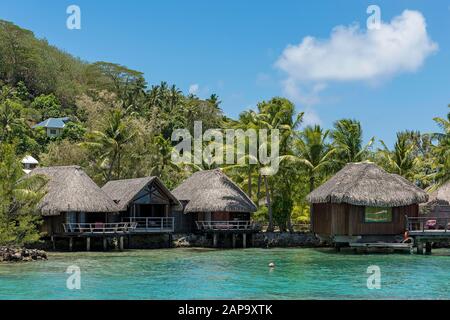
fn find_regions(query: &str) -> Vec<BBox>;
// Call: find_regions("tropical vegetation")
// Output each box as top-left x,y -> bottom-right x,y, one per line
0,19 -> 449,243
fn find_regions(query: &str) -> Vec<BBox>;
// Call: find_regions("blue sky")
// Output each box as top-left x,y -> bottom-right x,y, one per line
1,0 -> 449,146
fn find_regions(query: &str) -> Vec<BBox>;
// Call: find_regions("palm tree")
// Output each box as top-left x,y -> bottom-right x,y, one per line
82,109 -> 135,181
331,119 -> 374,169
151,134 -> 181,177
249,98 -> 304,232
379,131 -> 417,180
430,106 -> 450,187
283,125 -> 335,193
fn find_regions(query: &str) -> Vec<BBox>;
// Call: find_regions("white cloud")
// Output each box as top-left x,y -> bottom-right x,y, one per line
276,10 -> 437,83
188,83 -> 199,95
276,10 -> 437,127
283,79 -> 327,107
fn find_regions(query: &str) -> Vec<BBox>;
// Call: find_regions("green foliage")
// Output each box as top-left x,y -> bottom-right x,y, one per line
61,122 -> 86,142
30,94 -> 63,119
331,119 -> 374,169
1,19 -> 450,234
0,144 -> 46,246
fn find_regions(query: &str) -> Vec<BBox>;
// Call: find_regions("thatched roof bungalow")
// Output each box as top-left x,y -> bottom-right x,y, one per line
172,169 -> 257,233
307,162 -> 428,243
102,177 -> 181,232
421,181 -> 450,217
30,166 -> 119,235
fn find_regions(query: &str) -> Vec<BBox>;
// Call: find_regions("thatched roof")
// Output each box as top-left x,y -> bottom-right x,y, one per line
172,169 -> 257,213
307,162 -> 428,207
102,176 -> 181,211
423,181 -> 450,209
30,166 -> 119,216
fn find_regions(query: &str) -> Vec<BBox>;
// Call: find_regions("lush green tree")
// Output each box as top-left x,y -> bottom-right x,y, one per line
61,122 -> 87,142
81,108 -> 136,182
379,131 -> 418,181
0,144 -> 46,246
288,125 -> 335,192
331,119 -> 374,169
30,94 -> 63,120
429,106 -> 450,187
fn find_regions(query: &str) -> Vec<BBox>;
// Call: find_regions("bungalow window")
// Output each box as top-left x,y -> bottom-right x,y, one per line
50,129 -> 57,135
364,207 -> 392,223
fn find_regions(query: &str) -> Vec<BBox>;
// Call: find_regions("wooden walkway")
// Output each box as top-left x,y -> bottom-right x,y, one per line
405,216 -> 450,254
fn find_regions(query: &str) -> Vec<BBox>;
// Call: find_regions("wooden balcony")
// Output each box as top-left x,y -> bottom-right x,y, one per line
406,216 -> 450,238
62,222 -> 137,235
122,217 -> 174,233
196,220 -> 258,233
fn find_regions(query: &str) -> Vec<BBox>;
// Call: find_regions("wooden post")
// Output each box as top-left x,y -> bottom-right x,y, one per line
425,242 -> 432,254
86,237 -> 91,252
232,234 -> 236,248
416,242 -> 423,255
213,233 -> 218,248
51,236 -> 56,251
168,233 -> 173,248
69,237 -> 73,252
243,233 -> 247,249
103,237 -> 107,251
119,236 -> 124,251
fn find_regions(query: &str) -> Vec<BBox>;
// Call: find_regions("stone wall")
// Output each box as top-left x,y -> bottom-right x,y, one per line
172,232 -> 321,248
252,232 -> 321,248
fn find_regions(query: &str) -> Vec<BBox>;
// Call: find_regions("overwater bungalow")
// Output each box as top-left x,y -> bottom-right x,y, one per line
421,181 -> 450,218
30,166 -> 128,250
172,169 -> 258,247
102,177 -> 181,233
307,162 -> 429,246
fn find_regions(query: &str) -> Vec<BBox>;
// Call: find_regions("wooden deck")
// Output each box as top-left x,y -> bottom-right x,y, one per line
406,216 -> 450,239
122,217 -> 174,233
196,220 -> 259,233
62,222 -> 136,235
405,216 -> 450,254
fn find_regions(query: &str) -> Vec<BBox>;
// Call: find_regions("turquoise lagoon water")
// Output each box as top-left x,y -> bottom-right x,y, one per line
0,247 -> 450,300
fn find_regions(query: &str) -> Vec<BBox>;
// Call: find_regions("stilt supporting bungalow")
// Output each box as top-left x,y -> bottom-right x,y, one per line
29,166 -> 136,252
119,237 -> 124,251
307,162 -> 429,250
172,169 -> 258,249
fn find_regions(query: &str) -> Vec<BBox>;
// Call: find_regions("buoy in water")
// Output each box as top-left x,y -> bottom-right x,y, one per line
268,262 -> 275,268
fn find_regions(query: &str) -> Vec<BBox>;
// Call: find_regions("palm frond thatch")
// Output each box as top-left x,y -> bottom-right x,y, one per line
30,166 -> 119,216
172,169 -> 257,213
423,180 -> 450,209
307,162 -> 428,207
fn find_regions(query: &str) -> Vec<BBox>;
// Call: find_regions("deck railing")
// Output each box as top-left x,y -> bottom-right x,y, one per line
196,220 -> 257,231
122,217 -> 174,232
62,222 -> 137,234
406,216 -> 450,234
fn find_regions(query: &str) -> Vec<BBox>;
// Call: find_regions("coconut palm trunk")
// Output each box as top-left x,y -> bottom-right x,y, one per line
264,175 -> 274,232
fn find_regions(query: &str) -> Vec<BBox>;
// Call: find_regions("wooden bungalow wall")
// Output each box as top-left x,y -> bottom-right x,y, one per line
41,214 -> 65,235
312,203 -> 419,236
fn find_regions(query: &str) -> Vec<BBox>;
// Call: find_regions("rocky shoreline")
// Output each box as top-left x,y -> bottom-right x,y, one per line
0,247 -> 47,262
